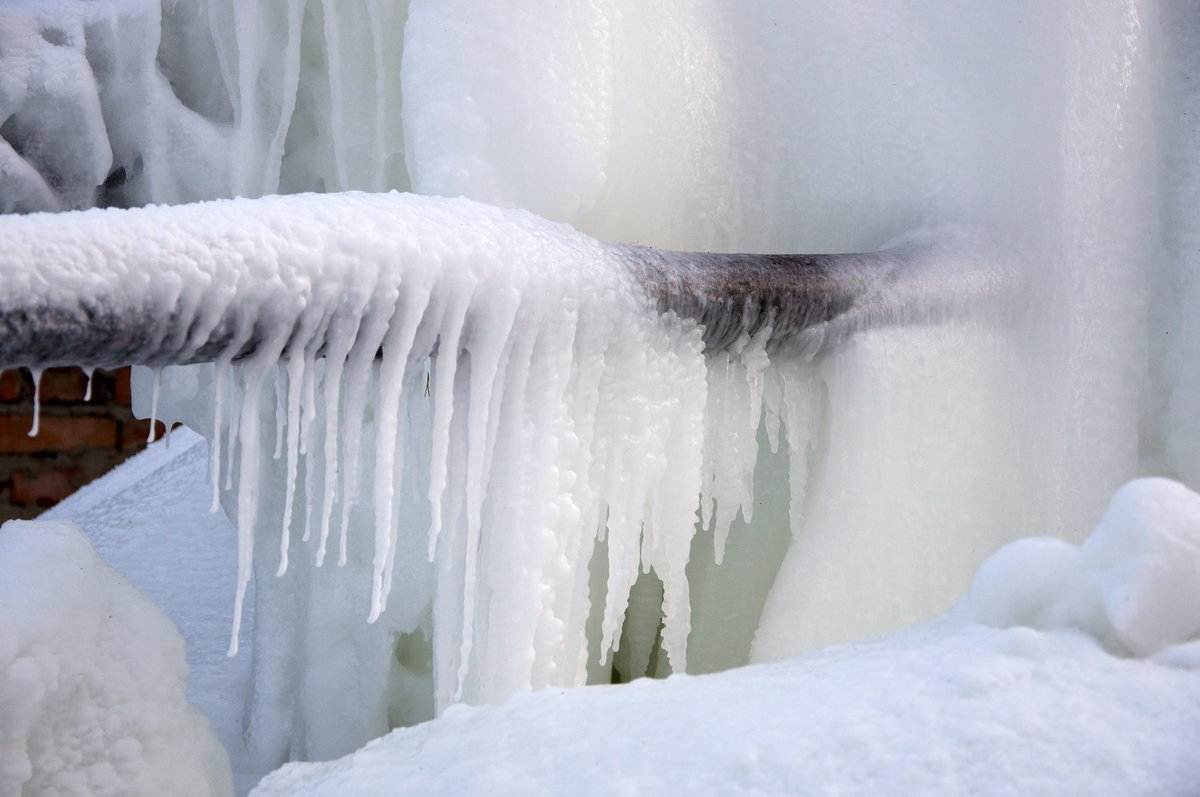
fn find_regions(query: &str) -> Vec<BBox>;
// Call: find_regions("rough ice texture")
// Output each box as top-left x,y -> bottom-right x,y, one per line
70,190 -> 721,764
0,518 -> 233,796
0,0 -> 412,213
2,0 -> 1200,786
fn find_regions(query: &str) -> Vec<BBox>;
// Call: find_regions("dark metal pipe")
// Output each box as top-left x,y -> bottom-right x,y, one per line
0,193 -> 991,371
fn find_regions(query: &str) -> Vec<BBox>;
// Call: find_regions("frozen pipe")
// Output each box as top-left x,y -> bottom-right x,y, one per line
619,231 -> 998,354
0,193 -> 998,370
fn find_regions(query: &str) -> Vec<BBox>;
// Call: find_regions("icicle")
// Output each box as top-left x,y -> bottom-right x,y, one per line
338,290 -> 402,568
82,366 -> 95,402
315,311 -> 359,567
224,370 -> 242,492
272,363 -> 286,460
26,368 -> 42,437
453,288 -> 522,689
300,348 -> 320,543
742,325 -> 772,433
300,350 -> 318,457
427,285 -> 474,560
277,353 -> 305,577
378,400 -> 410,612
261,0 -> 306,193
228,358 -> 272,656
369,282 -> 433,622
267,292 -> 333,575
228,298 -> 294,655
146,366 -> 162,443
209,361 -> 228,513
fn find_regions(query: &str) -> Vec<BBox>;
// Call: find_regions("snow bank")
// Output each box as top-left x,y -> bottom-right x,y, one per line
251,479 -> 1200,795
42,427 -> 259,788
0,519 -> 233,796
252,627 -> 1200,796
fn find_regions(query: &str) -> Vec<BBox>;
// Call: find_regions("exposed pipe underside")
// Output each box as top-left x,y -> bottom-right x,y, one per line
0,193 -> 994,371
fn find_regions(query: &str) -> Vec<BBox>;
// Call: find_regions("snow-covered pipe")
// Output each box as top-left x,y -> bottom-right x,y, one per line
0,191 -> 993,371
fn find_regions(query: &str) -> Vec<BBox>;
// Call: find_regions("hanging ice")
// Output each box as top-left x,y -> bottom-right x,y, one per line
2,0 -> 1200,782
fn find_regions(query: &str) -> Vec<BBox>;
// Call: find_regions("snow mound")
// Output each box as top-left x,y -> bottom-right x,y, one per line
967,477 -> 1200,655
42,428 -> 257,788
250,623 -> 1200,796
0,519 -> 233,796
250,479 -> 1200,795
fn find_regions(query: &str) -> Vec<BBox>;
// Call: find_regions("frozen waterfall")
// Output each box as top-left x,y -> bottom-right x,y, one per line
2,0 -> 1198,776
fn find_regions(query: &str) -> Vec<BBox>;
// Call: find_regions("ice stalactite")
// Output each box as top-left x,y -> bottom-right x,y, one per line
4,0 -> 1200,773
0,189 -> 790,756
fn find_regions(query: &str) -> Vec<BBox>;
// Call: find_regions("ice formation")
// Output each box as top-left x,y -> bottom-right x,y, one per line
966,478 -> 1200,656
1,0 -> 1199,785
251,624 -> 1200,795
252,478 -> 1200,795
0,519 -> 233,796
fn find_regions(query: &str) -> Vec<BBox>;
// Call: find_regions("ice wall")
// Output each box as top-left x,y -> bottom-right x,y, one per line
398,0 -> 1191,661
3,0 -> 1199,774
0,0 -> 410,211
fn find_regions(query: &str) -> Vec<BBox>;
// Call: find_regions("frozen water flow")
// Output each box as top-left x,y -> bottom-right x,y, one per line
1,0 -> 1199,784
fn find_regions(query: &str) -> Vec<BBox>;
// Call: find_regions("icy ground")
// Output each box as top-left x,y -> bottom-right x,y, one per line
21,434 -> 1200,794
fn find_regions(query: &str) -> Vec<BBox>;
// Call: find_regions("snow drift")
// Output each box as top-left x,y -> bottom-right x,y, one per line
0,519 -> 233,796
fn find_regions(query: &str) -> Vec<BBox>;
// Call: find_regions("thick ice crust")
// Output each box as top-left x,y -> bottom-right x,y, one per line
0,519 -> 233,796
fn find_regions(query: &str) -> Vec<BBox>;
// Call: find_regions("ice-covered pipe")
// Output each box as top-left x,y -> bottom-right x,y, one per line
624,230 -> 998,354
0,191 -> 994,370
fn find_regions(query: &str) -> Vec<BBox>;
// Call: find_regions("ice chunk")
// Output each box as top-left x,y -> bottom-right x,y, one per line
0,519 -> 232,796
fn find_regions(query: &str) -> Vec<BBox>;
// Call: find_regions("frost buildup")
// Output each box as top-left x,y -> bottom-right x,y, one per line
0,520 -> 233,796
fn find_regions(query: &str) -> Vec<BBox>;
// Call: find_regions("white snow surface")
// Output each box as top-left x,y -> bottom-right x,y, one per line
0,518 -> 233,796
253,627 -> 1200,796
41,427 -> 260,789
252,480 -> 1200,795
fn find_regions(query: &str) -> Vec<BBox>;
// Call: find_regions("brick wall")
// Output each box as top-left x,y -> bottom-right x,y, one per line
0,367 -> 165,521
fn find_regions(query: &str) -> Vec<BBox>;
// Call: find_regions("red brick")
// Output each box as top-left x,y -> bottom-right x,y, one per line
37,367 -> 91,401
112,367 -> 133,406
0,415 -> 119,453
11,468 -> 86,508
121,418 -> 167,450
0,369 -> 26,402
